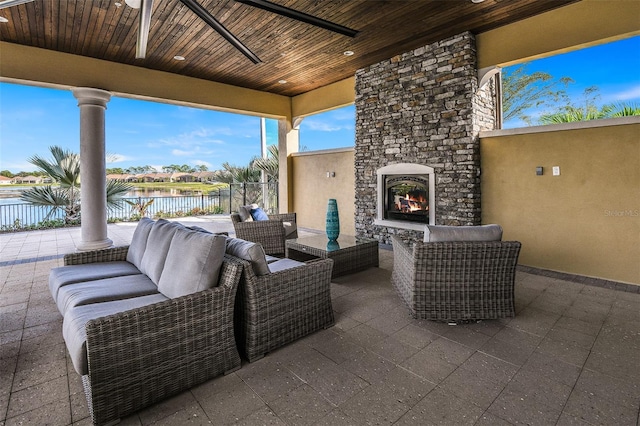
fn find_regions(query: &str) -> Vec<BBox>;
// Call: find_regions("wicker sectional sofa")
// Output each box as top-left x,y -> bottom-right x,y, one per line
49,218 -> 335,425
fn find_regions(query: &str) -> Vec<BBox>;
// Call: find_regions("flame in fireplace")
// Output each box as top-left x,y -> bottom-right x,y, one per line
396,193 -> 428,212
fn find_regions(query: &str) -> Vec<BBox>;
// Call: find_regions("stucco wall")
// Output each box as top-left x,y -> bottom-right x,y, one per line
291,149 -> 355,236
481,122 -> 640,285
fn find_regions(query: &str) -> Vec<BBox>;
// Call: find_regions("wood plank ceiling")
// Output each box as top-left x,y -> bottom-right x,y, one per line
0,0 -> 578,96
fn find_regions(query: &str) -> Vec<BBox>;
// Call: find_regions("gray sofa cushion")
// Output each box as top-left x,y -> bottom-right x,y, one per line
423,224 -> 503,242
225,237 -> 270,276
63,294 -> 169,375
157,229 -> 227,299
49,261 -> 141,300
139,219 -> 184,284
56,274 -> 158,314
126,217 -> 154,268
268,258 -> 306,273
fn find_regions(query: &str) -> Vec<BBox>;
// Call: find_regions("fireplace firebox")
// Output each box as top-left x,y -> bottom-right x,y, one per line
384,176 -> 429,223
375,163 -> 435,231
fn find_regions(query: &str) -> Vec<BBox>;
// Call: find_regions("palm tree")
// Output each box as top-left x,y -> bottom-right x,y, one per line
538,102 -> 640,125
252,144 -> 279,182
20,145 -> 131,223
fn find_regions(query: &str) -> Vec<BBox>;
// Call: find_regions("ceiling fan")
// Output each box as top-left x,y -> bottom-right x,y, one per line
0,0 -> 358,63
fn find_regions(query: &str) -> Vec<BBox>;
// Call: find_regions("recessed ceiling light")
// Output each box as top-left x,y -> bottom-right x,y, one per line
471,0 -> 485,3
125,0 -> 141,9
343,50 -> 354,56
0,17 -> 8,23
278,80 -> 287,84
173,55 -> 185,61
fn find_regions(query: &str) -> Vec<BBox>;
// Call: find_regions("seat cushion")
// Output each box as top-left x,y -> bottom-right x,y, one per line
157,229 -> 226,299
424,224 -> 503,242
225,237 -> 270,276
56,274 -> 158,315
139,219 -> 184,284
63,293 -> 169,375
267,258 -> 306,273
283,221 -> 298,238
237,205 -> 254,222
125,217 -> 154,268
49,261 -> 141,300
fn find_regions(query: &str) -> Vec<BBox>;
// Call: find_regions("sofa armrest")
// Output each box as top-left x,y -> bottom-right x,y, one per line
82,254 -> 243,425
64,246 -> 130,266
236,258 -> 334,361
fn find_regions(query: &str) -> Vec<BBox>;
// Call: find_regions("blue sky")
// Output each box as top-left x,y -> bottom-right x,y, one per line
0,83 -> 355,174
503,35 -> 640,128
1,36 -> 637,173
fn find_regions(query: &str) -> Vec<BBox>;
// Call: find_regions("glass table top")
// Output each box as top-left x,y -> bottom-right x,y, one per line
287,234 -> 376,253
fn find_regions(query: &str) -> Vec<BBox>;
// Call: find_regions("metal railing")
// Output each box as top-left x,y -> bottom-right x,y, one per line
0,182 -> 279,230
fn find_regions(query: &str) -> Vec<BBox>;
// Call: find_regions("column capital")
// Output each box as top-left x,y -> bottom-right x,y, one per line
72,87 -> 112,107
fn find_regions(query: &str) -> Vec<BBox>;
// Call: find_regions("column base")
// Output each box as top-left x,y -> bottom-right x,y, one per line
76,238 -> 114,252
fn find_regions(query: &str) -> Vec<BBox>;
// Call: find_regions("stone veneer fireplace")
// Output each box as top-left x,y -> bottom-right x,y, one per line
354,31 -> 497,243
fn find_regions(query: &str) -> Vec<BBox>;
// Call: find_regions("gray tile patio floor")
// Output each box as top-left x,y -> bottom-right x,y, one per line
1,217 -> 639,425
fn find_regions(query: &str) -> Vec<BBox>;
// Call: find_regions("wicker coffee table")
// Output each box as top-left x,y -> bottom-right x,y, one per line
286,234 -> 379,278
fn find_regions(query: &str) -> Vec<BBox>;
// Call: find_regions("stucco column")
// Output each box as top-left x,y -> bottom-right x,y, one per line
72,87 -> 113,251
277,118 -> 300,213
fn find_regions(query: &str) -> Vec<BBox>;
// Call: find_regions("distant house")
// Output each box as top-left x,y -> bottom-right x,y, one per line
173,173 -> 197,183
15,175 -> 44,184
194,171 -> 216,182
0,176 -> 12,185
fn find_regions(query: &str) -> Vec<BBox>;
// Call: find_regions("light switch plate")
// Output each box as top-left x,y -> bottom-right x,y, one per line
552,166 -> 560,176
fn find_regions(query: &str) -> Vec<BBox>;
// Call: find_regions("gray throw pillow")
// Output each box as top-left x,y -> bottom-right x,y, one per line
157,229 -> 226,299
237,205 -> 253,222
126,217 -> 154,268
225,237 -> 270,276
424,224 -> 503,242
139,219 -> 184,284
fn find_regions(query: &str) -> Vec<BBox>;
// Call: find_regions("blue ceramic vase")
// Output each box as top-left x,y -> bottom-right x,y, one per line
325,199 -> 340,241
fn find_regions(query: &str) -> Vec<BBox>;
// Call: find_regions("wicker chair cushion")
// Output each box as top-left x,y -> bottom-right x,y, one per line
157,229 -> 227,298
126,217 -> 154,268
63,293 -> 169,375
267,258 -> 306,273
283,221 -> 297,238
424,224 -> 503,242
225,237 -> 270,276
49,261 -> 142,300
237,205 -> 254,222
139,220 -> 184,284
56,273 -> 157,314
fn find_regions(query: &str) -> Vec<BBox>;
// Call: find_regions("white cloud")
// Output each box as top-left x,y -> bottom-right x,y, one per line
303,120 -> 348,132
192,159 -> 212,168
107,153 -> 133,163
612,85 -> 640,101
171,149 -> 193,156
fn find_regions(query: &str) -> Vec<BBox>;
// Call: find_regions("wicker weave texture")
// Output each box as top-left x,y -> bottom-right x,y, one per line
231,213 -> 297,256
76,254 -> 244,425
64,246 -> 129,265
286,239 -> 379,278
391,236 -> 521,321
235,258 -> 335,362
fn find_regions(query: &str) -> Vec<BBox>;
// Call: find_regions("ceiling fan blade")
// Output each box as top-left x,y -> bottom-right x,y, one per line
235,0 -> 358,38
135,0 -> 154,59
0,0 -> 35,9
179,0 -> 262,64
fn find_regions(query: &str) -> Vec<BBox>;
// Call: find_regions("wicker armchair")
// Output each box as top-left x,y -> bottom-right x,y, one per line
234,257 -> 335,362
391,235 -> 521,321
231,212 -> 298,256
62,247 -> 244,425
